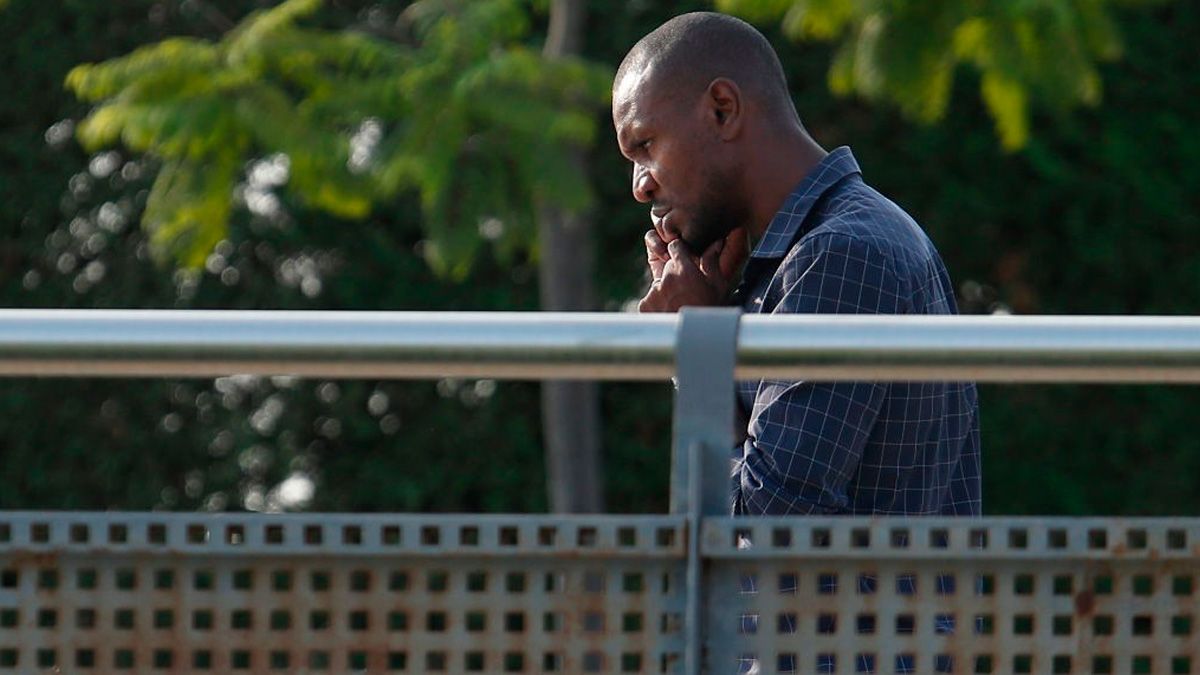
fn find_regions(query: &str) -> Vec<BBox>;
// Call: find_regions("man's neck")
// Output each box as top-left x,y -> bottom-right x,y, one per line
744,129 -> 828,248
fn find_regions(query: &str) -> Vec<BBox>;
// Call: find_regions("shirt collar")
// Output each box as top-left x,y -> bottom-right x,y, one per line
749,146 -> 862,259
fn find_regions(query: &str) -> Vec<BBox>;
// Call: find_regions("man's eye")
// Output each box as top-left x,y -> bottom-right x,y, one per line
639,139 -> 652,150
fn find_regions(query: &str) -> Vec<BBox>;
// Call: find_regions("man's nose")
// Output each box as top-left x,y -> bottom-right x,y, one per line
632,165 -> 657,203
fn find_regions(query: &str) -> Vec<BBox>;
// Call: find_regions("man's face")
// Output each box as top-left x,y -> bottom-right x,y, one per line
613,69 -> 744,254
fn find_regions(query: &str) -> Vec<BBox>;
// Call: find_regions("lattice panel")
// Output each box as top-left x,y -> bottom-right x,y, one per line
0,514 -> 687,674
703,518 -> 1200,675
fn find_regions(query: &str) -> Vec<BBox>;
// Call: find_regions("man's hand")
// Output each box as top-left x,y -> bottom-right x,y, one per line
638,227 -> 749,312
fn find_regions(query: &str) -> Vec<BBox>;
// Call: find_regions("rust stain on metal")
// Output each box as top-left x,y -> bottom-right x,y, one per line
1074,589 -> 1095,616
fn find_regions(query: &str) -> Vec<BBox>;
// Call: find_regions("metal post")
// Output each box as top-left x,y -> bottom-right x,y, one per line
671,307 -> 742,675
670,308 -> 742,516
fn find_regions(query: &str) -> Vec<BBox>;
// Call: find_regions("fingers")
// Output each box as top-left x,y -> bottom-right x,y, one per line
640,239 -> 728,313
645,229 -> 668,260
666,240 -> 700,275
719,227 -> 750,282
698,237 -> 724,278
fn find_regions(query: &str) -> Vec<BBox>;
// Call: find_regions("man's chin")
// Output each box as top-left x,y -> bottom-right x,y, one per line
680,228 -> 727,256
679,237 -> 708,257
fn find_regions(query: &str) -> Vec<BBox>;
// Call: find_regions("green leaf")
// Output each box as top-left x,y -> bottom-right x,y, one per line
981,71 -> 1029,151
66,0 -> 608,277
725,0 -> 1151,150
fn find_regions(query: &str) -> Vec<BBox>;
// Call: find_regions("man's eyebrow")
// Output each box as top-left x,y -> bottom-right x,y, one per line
615,127 -> 638,157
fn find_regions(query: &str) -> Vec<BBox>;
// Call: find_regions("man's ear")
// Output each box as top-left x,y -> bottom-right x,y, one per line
706,78 -> 742,141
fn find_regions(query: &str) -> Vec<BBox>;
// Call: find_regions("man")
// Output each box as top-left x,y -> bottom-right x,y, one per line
613,12 -> 981,516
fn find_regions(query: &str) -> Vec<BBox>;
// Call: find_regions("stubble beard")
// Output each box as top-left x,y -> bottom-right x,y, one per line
681,166 -> 746,256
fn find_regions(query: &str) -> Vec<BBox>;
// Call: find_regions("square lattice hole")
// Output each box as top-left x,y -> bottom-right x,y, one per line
75,608 -> 95,629
311,571 -> 331,592
1127,529 -> 1148,549
779,573 -> 798,594
857,613 -> 876,634
1168,529 -> 1187,550
1133,575 -> 1155,596
576,527 -> 596,547
1132,615 -> 1154,635
623,573 -> 644,593
931,528 -> 949,548
155,569 -> 174,590
1174,575 -> 1194,596
656,528 -> 676,548
1014,574 -> 1035,595
37,569 -> 58,590
772,527 -> 791,547
231,609 -> 252,630
1008,528 -> 1028,549
389,571 -> 408,591
1013,615 -> 1035,635
233,569 -> 253,590
1053,615 -> 1073,635
818,573 -> 838,594
851,528 -> 870,548
811,528 -> 831,548
350,570 -> 371,592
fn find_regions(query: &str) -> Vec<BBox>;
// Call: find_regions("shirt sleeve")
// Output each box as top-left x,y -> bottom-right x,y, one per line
736,232 -> 907,515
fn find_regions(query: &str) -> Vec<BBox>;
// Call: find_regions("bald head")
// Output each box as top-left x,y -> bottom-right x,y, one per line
615,12 -> 796,121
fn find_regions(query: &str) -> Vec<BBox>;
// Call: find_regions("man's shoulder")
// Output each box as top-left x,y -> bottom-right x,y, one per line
806,178 -> 925,251
786,176 -> 942,278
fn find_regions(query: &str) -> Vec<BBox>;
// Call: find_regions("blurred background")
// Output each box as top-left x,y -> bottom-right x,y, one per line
1,0 -> 1196,516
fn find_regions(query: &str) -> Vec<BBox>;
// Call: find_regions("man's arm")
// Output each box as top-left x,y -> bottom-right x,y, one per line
736,232 -> 907,515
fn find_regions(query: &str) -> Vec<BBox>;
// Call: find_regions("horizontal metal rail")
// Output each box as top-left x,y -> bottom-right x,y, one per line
2,310 -> 1200,382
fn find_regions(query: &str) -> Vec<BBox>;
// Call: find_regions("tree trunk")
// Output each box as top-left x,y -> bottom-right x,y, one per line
539,0 -> 604,514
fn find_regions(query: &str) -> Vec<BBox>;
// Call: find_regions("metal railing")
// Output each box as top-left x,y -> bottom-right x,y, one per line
1,309 -> 1198,674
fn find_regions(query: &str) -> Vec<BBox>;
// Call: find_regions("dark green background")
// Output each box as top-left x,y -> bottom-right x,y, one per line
2,0 -> 1197,514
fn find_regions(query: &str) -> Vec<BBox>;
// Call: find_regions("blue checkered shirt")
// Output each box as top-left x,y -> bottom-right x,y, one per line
731,147 -> 981,516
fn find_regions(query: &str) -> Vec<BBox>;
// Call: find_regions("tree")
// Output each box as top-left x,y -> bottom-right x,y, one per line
11,0 -> 1196,518
65,0 -> 614,512
538,0 -> 605,513
717,0 -> 1168,150
67,0 -> 610,274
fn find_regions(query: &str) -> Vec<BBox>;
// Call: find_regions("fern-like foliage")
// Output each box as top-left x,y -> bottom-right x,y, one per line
718,0 -> 1168,150
67,0 -> 612,276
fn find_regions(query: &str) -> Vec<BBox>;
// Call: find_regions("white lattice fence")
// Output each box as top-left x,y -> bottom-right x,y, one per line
0,514 -> 687,674
3,514 -> 1199,673
703,518 -> 1200,674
